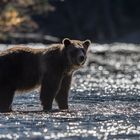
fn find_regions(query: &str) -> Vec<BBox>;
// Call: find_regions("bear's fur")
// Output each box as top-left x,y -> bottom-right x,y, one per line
0,38 -> 91,112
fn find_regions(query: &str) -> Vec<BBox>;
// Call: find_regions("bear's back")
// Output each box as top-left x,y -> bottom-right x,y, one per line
0,47 -> 42,90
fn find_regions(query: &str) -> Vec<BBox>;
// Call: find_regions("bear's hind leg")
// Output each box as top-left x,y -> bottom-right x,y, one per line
0,88 -> 15,113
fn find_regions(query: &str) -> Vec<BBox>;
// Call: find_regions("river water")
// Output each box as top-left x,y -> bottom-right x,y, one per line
0,43 -> 140,140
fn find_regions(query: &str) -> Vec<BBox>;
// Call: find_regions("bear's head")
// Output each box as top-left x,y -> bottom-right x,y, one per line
63,38 -> 91,68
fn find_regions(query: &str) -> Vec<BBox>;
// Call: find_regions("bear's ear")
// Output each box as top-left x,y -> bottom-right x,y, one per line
83,40 -> 91,51
62,38 -> 71,47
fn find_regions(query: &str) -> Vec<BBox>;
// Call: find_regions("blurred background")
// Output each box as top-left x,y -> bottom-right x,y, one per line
0,0 -> 140,44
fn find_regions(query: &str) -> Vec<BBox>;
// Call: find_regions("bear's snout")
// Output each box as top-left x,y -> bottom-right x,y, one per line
78,55 -> 85,63
77,53 -> 86,65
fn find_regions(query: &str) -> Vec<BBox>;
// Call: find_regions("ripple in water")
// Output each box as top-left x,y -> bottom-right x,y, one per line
0,43 -> 140,139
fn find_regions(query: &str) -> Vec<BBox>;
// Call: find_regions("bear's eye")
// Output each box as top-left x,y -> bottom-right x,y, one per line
81,48 -> 86,54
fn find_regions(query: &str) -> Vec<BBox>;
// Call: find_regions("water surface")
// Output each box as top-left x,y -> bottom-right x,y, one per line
0,43 -> 140,140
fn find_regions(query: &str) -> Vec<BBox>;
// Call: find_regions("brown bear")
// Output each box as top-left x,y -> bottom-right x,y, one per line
0,38 -> 91,112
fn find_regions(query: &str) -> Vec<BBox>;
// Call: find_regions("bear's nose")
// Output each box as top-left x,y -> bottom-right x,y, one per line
78,55 -> 85,64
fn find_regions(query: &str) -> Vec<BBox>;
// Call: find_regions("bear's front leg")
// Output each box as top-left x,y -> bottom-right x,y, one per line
40,72 -> 63,111
55,74 -> 72,110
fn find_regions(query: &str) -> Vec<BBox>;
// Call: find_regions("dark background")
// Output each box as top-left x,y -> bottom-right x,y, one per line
0,0 -> 140,44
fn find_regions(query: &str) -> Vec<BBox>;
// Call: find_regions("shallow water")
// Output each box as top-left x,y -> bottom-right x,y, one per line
0,43 -> 140,140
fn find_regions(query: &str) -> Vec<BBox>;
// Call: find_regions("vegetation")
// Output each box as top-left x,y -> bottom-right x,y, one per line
0,0 -> 140,43
0,0 -> 53,43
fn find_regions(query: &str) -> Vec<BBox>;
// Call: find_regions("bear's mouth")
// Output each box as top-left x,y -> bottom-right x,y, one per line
75,59 -> 86,67
81,60 -> 86,65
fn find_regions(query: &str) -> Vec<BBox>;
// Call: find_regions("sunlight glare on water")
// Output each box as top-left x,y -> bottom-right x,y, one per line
0,43 -> 140,139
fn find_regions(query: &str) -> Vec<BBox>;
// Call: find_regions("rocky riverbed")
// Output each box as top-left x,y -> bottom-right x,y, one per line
0,43 -> 140,140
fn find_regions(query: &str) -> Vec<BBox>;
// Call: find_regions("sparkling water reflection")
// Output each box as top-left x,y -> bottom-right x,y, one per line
0,43 -> 140,139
